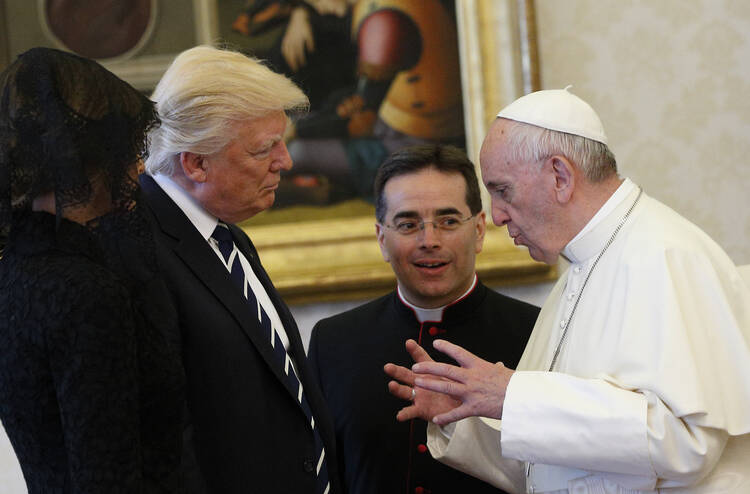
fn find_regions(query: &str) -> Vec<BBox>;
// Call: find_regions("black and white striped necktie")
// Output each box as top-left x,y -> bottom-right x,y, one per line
211,222 -> 330,494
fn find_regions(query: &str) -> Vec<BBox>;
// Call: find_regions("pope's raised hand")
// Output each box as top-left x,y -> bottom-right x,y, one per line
384,339 -> 461,422
410,339 -> 514,425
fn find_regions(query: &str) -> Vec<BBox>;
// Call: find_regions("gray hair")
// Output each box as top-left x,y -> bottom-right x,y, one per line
146,45 -> 309,176
500,118 -> 617,182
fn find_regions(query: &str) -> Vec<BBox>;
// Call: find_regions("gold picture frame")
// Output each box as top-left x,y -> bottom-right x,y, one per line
244,0 -> 555,305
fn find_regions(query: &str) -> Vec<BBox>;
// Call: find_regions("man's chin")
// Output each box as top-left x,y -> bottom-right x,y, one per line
527,248 -> 557,265
228,203 -> 269,223
413,282 -> 456,305
255,193 -> 276,214
527,249 -> 545,263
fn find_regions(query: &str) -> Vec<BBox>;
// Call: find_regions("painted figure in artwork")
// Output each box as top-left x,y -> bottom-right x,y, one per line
232,0 -> 464,207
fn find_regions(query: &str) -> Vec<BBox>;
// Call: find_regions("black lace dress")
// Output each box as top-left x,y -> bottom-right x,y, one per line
0,212 -> 185,493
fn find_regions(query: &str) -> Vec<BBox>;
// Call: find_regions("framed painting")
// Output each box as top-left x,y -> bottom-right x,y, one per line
0,0 -> 554,303
232,0 -> 555,304
0,0 -> 218,90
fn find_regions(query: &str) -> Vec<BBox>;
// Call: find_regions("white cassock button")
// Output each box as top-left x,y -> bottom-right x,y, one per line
560,319 -> 566,328
574,266 -> 582,273
567,292 -> 575,300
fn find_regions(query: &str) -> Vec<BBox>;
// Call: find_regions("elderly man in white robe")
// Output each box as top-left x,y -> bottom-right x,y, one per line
384,88 -> 750,493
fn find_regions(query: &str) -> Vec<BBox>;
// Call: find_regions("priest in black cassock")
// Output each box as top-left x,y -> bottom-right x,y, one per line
308,144 -> 539,494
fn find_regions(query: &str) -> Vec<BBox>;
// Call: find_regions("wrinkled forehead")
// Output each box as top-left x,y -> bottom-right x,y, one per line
479,124 -> 515,179
481,117 -> 515,151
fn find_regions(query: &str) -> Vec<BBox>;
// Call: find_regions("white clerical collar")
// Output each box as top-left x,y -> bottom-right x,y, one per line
562,178 -> 639,263
152,173 -> 219,240
398,274 -> 478,323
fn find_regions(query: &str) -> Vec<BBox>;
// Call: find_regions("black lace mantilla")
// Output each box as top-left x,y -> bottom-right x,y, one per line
0,212 -> 185,493
0,47 -> 159,253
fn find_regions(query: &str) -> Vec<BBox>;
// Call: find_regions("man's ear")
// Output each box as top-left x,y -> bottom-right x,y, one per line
550,155 -> 575,204
474,210 -> 486,254
375,223 -> 390,262
179,152 -> 208,183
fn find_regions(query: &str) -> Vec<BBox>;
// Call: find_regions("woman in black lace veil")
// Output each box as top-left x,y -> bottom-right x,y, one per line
0,48 -> 185,493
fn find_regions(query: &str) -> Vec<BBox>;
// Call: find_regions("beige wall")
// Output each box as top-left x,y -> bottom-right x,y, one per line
536,0 -> 750,264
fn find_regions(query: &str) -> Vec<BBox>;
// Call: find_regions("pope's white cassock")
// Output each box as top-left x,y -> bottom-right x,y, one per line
427,178 -> 750,493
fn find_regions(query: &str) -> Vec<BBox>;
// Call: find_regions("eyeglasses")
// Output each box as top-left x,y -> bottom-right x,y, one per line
382,214 -> 477,235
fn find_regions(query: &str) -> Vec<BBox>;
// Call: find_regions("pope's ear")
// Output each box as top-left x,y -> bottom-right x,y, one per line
375,223 -> 390,262
550,155 -> 575,203
179,152 -> 208,183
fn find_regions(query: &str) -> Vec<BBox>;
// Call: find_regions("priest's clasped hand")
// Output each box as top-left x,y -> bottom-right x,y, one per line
384,339 -> 514,426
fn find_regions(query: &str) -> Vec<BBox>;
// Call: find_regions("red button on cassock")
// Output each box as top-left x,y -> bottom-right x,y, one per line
415,487 -> 424,494
428,326 -> 439,336
417,443 -> 428,453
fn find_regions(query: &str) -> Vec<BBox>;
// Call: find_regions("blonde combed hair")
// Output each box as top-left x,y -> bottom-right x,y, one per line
146,45 -> 309,176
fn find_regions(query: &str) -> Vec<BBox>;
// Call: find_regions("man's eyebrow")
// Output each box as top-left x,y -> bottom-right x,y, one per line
391,210 -> 420,220
248,137 -> 280,152
391,208 -> 463,220
436,207 -> 462,216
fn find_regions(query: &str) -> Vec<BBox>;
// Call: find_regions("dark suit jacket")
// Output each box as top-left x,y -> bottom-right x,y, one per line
309,282 -> 539,494
140,174 -> 341,494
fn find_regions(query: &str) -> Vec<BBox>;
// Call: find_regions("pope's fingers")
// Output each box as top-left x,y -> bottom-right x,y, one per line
384,362 -> 415,386
404,339 -> 434,364
414,375 -> 464,398
432,339 -> 484,368
395,405 -> 420,422
432,405 -> 473,426
412,361 -> 467,383
387,380 -> 415,402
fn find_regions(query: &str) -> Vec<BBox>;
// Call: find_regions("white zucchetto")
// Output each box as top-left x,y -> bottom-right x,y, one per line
497,86 -> 608,145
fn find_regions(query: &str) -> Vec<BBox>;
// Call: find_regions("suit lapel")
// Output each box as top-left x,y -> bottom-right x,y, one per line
139,175 -> 303,401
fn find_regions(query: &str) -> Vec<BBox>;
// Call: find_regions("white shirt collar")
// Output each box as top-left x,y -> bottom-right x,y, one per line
398,274 -> 478,323
152,173 -> 218,240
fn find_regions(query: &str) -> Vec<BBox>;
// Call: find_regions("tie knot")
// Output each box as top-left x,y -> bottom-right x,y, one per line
211,222 -> 233,245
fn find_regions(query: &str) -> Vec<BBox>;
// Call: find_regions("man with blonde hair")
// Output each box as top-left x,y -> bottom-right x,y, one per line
140,45 -> 340,494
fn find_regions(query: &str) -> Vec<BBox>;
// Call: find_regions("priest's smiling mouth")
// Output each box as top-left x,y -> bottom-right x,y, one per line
414,262 -> 449,268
